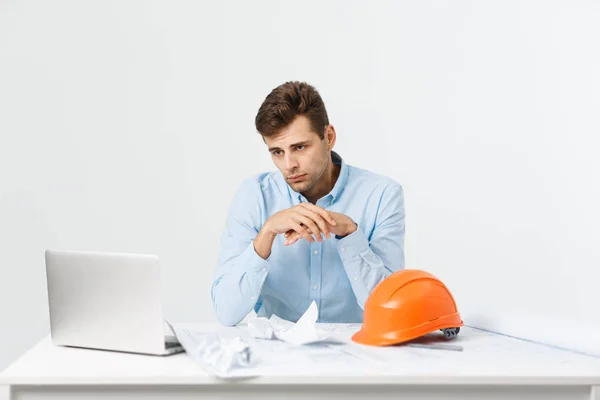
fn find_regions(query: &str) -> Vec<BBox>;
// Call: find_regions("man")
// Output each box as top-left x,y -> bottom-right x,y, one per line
211,81 -> 405,326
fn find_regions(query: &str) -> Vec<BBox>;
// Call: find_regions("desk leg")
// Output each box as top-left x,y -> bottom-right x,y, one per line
6,384 -> 597,400
591,385 -> 600,400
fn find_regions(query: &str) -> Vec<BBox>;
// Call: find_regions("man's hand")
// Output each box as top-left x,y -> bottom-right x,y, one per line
284,211 -> 357,246
263,203 -> 337,244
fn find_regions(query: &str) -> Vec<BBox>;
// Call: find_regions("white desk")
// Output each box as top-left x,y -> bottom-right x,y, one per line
2,323 -> 600,400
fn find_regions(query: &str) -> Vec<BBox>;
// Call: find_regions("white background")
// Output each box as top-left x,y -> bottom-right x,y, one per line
1,0 -> 599,371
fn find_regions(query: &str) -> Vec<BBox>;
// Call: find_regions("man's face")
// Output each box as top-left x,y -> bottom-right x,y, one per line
264,115 -> 331,194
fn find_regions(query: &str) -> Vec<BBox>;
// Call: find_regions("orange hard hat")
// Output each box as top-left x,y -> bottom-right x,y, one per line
352,269 -> 463,346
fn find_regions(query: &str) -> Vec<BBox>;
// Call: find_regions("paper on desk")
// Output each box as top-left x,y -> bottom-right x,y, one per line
248,301 -> 334,345
170,324 -> 257,378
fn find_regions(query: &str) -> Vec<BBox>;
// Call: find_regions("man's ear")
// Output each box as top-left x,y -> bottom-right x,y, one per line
324,125 -> 336,150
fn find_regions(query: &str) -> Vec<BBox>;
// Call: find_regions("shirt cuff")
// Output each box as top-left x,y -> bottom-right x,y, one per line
336,226 -> 370,262
227,241 -> 272,284
246,242 -> 272,276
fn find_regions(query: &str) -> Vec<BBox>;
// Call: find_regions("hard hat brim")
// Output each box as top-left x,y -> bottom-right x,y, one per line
351,314 -> 464,346
351,328 -> 404,346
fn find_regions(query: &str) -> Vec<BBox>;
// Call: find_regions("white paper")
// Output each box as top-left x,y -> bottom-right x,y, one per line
171,326 -> 257,378
247,317 -> 274,339
171,323 -> 374,379
248,301 -> 334,345
170,323 -> 600,379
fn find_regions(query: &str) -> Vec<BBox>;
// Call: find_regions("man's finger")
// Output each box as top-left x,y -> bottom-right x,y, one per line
296,208 -> 330,239
285,232 -> 301,246
299,203 -> 337,226
290,231 -> 302,245
290,221 -> 314,243
286,226 -> 314,238
296,215 -> 323,242
299,202 -> 336,225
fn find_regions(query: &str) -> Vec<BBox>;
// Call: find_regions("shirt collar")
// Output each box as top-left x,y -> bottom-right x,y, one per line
328,150 -> 348,201
288,150 -> 349,204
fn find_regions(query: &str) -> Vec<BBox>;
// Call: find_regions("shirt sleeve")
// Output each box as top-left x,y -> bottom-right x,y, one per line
337,183 -> 406,308
210,178 -> 271,326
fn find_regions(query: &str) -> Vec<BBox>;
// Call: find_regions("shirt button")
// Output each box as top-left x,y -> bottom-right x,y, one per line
313,284 -> 318,290
250,296 -> 256,300
341,247 -> 346,252
261,267 -> 267,272
353,276 -> 358,281
313,250 -> 319,256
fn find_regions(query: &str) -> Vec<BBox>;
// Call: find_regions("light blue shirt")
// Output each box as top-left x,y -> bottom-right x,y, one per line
211,151 -> 405,326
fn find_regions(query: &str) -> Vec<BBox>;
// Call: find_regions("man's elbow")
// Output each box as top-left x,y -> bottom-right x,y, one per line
212,298 -> 244,327
210,283 -> 244,327
215,310 -> 241,327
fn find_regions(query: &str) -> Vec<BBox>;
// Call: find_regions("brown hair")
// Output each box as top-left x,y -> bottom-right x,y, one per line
255,81 -> 329,139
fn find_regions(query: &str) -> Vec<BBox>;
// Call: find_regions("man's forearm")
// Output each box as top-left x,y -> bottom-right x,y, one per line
337,227 -> 403,308
254,224 -> 277,260
211,231 -> 274,326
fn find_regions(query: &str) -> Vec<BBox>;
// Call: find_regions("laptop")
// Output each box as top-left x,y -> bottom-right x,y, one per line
44,249 -> 184,356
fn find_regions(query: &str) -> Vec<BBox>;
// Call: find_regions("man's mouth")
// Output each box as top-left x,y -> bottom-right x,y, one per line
287,174 -> 306,183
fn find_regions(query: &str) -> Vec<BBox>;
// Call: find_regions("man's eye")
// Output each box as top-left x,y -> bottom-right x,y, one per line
296,145 -> 305,151
272,150 -> 282,156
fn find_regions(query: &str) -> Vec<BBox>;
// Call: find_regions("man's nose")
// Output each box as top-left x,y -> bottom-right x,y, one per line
284,154 -> 299,171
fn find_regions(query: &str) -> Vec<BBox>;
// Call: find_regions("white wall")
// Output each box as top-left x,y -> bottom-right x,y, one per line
1,0 -> 599,370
